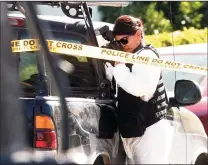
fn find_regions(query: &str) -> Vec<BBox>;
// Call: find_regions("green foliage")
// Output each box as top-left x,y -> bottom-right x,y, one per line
98,2 -> 172,35
145,27 -> 207,48
98,6 -> 121,23
20,64 -> 38,81
143,2 -> 172,34
175,1 -> 205,29
98,1 -> 208,35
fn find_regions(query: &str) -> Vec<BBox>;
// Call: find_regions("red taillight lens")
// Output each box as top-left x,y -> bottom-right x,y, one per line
34,115 -> 57,150
35,131 -> 57,149
8,18 -> 24,26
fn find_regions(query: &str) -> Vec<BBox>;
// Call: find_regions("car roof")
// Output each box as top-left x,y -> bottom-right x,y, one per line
8,13 -> 113,46
8,13 -> 114,30
156,43 -> 207,56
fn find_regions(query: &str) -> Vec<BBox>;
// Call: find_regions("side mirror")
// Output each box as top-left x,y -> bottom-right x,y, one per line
169,80 -> 202,107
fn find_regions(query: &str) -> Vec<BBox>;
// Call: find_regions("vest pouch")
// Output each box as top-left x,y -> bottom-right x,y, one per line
118,112 -> 146,138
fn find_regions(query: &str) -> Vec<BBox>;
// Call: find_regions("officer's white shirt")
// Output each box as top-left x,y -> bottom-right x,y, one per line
105,49 -> 161,102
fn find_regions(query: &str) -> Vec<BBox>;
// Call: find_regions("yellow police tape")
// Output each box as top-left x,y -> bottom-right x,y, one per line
11,39 -> 207,75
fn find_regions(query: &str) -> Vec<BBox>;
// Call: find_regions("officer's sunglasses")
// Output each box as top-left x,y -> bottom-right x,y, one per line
116,35 -> 131,45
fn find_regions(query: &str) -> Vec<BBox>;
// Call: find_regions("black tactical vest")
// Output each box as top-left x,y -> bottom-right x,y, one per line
117,44 -> 169,138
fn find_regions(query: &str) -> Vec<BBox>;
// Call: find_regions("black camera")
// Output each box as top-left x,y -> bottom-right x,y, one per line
97,25 -> 115,42
97,25 -> 123,51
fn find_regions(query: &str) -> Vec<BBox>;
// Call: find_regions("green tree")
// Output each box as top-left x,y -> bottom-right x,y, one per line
98,6 -> 121,24
99,2 -> 172,35
200,2 -> 208,27
175,1 -> 206,29
142,2 -> 172,35
98,1 -> 207,34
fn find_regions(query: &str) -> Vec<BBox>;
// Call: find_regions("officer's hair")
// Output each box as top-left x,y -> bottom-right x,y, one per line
115,15 -> 144,39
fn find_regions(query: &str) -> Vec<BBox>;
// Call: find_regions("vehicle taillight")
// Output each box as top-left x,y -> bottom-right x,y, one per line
34,115 -> 57,150
35,131 -> 56,149
8,18 -> 24,27
35,115 -> 55,129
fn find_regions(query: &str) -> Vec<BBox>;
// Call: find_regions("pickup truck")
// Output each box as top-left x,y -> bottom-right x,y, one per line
8,2 -> 207,164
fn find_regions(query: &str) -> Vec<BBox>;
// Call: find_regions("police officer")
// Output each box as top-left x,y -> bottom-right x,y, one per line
105,15 -> 174,164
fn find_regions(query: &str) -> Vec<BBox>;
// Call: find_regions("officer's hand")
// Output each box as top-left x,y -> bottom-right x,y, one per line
105,62 -> 114,81
114,61 -> 120,66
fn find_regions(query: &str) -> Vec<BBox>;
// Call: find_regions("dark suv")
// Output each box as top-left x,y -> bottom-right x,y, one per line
7,2 -> 207,164
9,10 -> 120,163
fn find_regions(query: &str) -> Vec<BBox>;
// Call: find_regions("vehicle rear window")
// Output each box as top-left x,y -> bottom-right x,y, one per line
18,30 -> 38,83
13,29 -> 98,95
47,31 -> 98,88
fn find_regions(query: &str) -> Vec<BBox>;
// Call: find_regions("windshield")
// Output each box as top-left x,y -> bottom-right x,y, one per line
13,28 -> 98,97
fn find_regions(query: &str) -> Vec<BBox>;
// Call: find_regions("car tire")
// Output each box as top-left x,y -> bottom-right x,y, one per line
195,153 -> 208,165
93,156 -> 105,165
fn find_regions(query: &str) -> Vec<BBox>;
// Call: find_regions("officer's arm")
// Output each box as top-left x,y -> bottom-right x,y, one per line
113,49 -> 161,100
